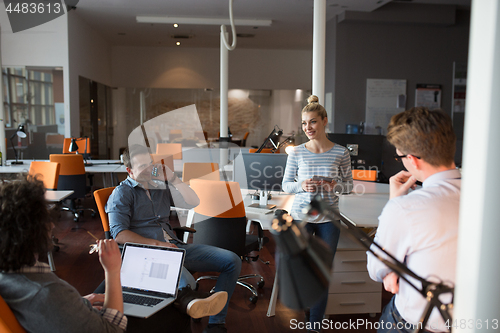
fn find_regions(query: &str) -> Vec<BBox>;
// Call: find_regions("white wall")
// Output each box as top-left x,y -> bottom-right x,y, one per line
111,46 -> 312,90
67,11 -> 112,137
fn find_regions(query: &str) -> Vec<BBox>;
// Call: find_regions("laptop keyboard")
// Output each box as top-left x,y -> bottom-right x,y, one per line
123,293 -> 164,307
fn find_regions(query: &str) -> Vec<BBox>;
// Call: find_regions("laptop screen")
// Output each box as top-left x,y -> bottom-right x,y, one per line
121,243 -> 185,297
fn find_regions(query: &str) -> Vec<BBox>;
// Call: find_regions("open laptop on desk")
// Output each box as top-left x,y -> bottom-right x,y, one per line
120,242 -> 185,318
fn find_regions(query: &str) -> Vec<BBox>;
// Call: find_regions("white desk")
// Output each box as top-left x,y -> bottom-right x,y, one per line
45,190 -> 74,202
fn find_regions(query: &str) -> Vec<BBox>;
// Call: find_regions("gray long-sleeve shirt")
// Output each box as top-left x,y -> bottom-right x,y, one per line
0,262 -> 127,333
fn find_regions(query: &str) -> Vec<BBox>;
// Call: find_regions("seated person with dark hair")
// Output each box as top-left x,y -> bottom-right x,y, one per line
0,175 -> 127,333
106,144 -> 241,333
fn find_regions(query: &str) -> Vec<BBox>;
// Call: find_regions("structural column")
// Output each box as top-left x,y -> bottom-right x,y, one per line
454,1 -> 500,331
312,0 -> 326,104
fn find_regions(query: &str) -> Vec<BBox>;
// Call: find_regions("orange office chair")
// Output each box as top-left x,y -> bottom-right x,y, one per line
249,148 -> 273,153
182,162 -> 219,185
49,154 -> 96,222
0,295 -> 26,333
156,143 -> 182,160
94,187 -> 195,244
62,137 -> 91,155
190,179 -> 266,303
28,161 -> 60,190
352,169 -> 377,182
241,132 -> 249,147
94,187 -> 116,240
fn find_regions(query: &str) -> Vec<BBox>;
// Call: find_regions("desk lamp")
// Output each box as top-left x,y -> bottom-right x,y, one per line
271,134 -> 295,154
255,125 -> 282,153
69,138 -> 79,153
9,124 -> 27,165
270,211 -> 333,309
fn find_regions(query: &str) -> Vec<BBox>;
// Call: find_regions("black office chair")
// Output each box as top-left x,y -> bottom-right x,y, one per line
190,179 -> 267,304
49,154 -> 96,222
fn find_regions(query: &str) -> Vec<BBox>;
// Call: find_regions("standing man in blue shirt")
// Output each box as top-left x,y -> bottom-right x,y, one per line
107,144 -> 241,333
367,107 -> 460,332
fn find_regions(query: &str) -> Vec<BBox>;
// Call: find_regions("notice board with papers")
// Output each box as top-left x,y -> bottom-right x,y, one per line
365,79 -> 407,135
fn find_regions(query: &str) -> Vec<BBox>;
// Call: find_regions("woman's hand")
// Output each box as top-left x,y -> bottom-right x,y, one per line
319,179 -> 338,192
301,178 -> 321,192
98,239 -> 122,275
83,293 -> 105,311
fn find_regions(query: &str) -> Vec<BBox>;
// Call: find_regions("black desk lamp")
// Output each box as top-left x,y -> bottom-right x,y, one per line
9,124 -> 27,165
69,137 -> 79,153
271,134 -> 295,154
255,125 -> 282,153
69,137 -> 92,166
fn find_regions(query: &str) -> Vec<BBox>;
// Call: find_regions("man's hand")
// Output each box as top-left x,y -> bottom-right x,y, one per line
383,272 -> 399,294
389,170 -> 417,199
83,293 -> 105,311
98,239 -> 122,275
161,241 -> 178,248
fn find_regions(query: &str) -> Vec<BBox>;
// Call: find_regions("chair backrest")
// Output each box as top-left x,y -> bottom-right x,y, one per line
352,169 -> 377,182
241,132 -> 249,147
182,162 -> 219,185
249,148 -> 273,153
156,143 -> 182,160
49,154 -> 86,199
94,187 -> 116,239
28,161 -> 60,190
0,295 -> 26,333
49,154 -> 85,175
62,137 -> 91,154
190,179 -> 247,256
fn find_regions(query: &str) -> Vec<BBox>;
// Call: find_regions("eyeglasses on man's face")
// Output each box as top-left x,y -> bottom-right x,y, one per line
394,154 -> 421,162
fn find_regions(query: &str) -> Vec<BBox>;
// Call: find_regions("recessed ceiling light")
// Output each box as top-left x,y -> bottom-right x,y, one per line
176,41 -> 181,46
173,23 -> 178,28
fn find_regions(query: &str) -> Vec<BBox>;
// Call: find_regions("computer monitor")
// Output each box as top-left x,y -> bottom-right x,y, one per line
233,152 -> 288,209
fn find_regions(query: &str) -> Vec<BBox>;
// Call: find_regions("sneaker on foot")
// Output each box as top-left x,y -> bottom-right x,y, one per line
176,288 -> 228,319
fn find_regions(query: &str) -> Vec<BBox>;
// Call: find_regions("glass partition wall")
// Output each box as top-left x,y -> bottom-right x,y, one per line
111,88 -> 307,158
2,67 -> 63,160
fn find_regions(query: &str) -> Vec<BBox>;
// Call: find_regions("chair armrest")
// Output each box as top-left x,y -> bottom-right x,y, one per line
173,226 -> 196,240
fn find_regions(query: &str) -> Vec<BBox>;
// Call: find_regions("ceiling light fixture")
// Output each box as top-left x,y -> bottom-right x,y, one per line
137,16 -> 272,27
173,23 -> 178,28
176,41 -> 181,46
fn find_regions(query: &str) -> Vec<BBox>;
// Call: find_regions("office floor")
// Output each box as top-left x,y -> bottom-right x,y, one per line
49,195 -> 390,333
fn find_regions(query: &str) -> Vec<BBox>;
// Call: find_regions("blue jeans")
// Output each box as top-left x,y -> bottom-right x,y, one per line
174,241 -> 242,325
304,221 -> 340,331
378,296 -> 437,333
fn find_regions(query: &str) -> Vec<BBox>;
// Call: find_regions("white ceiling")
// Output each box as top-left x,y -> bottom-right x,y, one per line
71,0 -> 470,50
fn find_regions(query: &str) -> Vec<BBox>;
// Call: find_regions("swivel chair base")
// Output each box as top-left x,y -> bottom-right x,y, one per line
196,273 -> 264,304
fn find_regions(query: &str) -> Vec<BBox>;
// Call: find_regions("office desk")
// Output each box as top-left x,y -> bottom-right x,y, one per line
45,190 -> 74,202
254,182 -> 390,317
44,190 -> 74,271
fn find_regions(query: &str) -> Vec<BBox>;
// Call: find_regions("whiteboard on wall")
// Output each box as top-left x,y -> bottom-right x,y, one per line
365,79 -> 406,135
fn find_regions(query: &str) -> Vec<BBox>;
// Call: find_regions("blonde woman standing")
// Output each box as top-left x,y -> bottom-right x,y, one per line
282,95 -> 353,332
